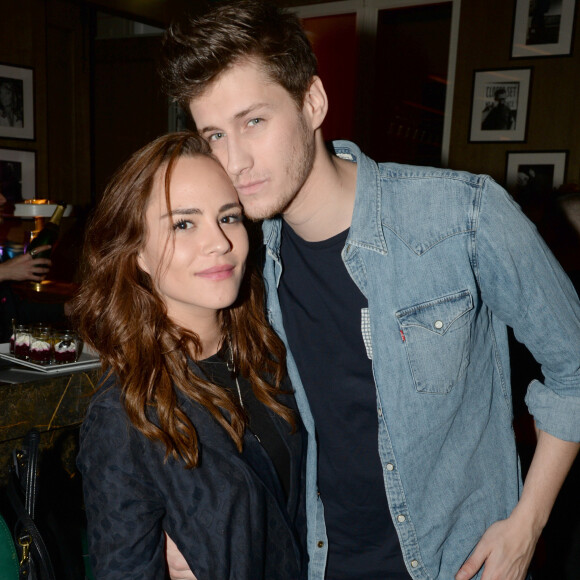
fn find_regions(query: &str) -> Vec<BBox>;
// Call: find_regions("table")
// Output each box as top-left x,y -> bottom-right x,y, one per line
0,362 -> 100,485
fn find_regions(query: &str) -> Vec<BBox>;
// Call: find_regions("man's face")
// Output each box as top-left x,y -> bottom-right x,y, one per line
189,59 -> 315,221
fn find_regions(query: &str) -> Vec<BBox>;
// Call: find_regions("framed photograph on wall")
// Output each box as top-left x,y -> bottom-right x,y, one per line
505,150 -> 568,196
0,64 -> 34,140
511,0 -> 577,58
0,148 -> 36,201
469,68 -> 532,143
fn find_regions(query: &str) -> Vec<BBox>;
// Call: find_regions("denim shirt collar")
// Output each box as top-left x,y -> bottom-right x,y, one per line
331,140 -> 388,255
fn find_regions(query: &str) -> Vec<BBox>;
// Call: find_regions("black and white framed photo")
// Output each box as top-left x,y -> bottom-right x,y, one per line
469,68 -> 532,143
511,0 -> 577,58
0,148 -> 36,201
0,64 -> 34,140
505,150 -> 568,196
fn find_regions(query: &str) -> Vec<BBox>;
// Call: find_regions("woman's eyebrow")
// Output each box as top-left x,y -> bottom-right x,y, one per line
160,207 -> 201,219
219,202 -> 243,212
160,202 -> 241,219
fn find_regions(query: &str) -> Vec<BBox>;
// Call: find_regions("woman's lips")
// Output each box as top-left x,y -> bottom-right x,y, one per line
195,264 -> 235,280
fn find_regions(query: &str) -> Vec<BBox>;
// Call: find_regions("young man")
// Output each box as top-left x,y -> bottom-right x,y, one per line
160,2 -> 580,578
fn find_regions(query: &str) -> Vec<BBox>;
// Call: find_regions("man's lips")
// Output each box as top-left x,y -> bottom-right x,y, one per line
235,178 -> 267,196
195,264 -> 235,280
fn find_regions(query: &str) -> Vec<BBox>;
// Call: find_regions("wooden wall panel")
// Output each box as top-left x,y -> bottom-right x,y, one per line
448,0 -> 580,188
46,1 -> 92,206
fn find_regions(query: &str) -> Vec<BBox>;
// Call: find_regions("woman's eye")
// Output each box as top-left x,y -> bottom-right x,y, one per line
221,214 -> 243,224
173,219 -> 194,231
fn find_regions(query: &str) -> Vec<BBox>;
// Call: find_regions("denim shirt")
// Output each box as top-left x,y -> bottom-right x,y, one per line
262,141 -> 580,580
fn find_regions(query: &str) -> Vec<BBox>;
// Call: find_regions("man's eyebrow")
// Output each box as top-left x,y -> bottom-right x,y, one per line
198,103 -> 271,134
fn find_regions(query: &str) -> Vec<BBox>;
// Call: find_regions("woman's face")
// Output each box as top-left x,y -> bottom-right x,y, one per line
138,155 -> 249,329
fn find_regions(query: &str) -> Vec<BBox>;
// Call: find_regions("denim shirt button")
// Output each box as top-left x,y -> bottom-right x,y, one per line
377,407 -> 383,417
410,560 -> 419,568
386,463 -> 394,471
434,320 -> 444,329
397,514 -> 406,523
317,541 -> 325,548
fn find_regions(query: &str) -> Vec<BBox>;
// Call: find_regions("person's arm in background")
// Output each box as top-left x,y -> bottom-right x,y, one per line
0,245 -> 52,282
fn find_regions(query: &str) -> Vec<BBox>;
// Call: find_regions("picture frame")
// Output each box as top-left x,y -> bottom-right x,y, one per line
469,68 -> 532,143
0,148 -> 36,201
511,0 -> 577,58
0,64 -> 35,140
505,150 -> 568,195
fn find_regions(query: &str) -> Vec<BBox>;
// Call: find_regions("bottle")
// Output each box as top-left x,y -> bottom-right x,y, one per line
27,202 -> 67,260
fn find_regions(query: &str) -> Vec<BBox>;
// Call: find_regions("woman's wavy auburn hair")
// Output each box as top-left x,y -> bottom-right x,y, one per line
73,131 -> 292,468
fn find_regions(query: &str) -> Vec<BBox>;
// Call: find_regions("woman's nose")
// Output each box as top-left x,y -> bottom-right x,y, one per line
202,224 -> 232,255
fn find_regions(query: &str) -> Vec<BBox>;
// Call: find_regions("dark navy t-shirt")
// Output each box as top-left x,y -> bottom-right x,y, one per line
278,222 -> 409,579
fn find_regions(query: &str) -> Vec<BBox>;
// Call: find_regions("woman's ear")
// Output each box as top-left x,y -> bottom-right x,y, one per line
137,252 -> 150,276
302,76 -> 328,131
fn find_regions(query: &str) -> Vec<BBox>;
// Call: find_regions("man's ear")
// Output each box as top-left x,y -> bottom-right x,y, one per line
303,76 -> 328,131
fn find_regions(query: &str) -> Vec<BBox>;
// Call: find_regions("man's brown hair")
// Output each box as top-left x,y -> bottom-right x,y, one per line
160,0 -> 318,112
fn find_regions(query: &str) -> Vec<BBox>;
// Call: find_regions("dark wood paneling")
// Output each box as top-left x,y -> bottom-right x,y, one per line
93,35 -> 168,198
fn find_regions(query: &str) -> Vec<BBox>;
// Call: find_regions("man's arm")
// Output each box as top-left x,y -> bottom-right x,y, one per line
166,533 -> 198,580
456,429 -> 580,580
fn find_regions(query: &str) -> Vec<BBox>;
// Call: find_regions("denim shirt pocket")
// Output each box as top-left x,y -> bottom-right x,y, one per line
396,290 -> 474,394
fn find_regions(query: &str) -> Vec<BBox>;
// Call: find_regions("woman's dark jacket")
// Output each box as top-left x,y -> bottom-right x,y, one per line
77,366 -> 307,580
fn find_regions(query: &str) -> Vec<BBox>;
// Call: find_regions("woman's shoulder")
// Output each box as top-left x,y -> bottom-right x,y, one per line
86,372 -> 123,413
78,373 -> 158,475
80,373 -> 130,445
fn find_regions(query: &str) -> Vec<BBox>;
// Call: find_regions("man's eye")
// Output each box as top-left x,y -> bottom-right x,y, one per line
208,132 -> 225,142
173,219 -> 194,230
248,118 -> 262,127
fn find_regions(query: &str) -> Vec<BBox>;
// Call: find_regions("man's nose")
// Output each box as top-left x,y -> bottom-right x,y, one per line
226,136 -> 252,177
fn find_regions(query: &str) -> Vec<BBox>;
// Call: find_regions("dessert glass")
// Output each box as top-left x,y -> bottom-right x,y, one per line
13,324 -> 31,360
29,326 -> 52,364
52,331 -> 79,364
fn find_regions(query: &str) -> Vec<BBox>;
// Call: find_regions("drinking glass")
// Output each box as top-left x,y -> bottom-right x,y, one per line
13,324 -> 31,360
29,325 -> 52,364
52,330 -> 79,364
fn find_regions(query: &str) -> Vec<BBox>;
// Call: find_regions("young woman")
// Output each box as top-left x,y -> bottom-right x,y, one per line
74,132 -> 306,580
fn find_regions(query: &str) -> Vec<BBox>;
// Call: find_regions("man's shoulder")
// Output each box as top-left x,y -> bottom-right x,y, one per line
330,140 -> 492,196
376,161 -> 487,189
355,162 -> 503,251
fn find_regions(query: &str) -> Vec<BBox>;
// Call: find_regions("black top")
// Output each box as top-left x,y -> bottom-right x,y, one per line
77,365 -> 307,580
198,351 -> 291,499
278,222 -> 409,579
